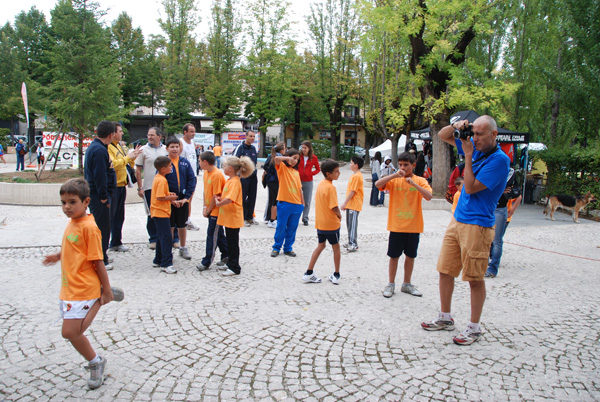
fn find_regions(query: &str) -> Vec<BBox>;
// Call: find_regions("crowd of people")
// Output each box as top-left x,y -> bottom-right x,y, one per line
43,115 -> 519,389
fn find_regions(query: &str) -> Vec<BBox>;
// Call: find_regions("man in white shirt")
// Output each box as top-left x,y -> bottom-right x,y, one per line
180,123 -> 200,231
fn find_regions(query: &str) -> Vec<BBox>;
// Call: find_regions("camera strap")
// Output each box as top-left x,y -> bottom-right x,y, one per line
472,145 -> 500,177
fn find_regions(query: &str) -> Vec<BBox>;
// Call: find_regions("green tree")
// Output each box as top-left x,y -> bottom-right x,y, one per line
307,0 -> 360,159
157,0 -> 200,134
0,23 -> 28,136
200,0 -> 242,137
47,0 -> 123,171
243,0 -> 292,157
14,7 -> 52,85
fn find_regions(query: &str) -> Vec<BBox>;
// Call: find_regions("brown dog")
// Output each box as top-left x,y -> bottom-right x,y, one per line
543,191 -> 596,223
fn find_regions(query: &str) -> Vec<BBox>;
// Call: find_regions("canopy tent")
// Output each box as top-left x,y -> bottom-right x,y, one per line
368,137 -> 424,159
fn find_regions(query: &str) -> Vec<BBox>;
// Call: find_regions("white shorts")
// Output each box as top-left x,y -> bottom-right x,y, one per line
59,299 -> 98,320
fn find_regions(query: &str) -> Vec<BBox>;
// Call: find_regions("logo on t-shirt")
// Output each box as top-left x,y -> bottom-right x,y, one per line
66,233 -> 80,243
66,303 -> 72,311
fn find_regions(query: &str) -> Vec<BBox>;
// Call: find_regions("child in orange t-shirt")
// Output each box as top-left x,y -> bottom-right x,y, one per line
375,152 -> 432,298
151,156 -> 179,273
451,177 -> 464,214
197,151 -> 229,271
340,156 -> 364,252
271,148 -> 305,257
303,159 -> 342,285
43,178 -> 122,390
215,155 -> 255,276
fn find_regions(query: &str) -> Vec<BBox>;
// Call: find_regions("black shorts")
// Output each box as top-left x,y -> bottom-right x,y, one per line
170,202 -> 189,229
317,229 -> 340,245
387,232 -> 420,259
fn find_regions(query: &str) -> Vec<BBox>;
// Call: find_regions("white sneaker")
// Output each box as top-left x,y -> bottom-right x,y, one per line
186,220 -> 200,231
267,220 -> 277,228
329,273 -> 340,285
179,246 -> 192,260
302,273 -> 322,283
161,266 -> 177,274
221,269 -> 238,276
105,263 -> 113,271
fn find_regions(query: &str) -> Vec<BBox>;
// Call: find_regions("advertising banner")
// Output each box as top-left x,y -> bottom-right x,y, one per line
221,132 -> 260,155
193,133 -> 215,150
42,132 -> 93,167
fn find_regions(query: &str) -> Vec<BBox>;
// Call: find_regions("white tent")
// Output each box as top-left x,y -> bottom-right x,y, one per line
368,137 -> 423,159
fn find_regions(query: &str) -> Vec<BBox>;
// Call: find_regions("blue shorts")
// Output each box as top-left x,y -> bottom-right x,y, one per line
387,232 -> 420,259
317,229 -> 340,245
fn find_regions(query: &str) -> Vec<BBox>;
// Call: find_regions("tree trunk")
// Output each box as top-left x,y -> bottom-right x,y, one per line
431,120 -> 452,196
259,115 -> 267,158
293,97 -> 301,149
550,48 -> 561,141
78,131 -> 84,175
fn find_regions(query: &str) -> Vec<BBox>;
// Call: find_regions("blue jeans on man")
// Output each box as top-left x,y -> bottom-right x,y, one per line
16,155 -> 25,171
487,206 -> 508,276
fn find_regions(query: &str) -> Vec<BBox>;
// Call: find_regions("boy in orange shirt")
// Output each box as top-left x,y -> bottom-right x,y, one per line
340,156 -> 364,252
451,177 -> 464,214
303,159 -> 342,284
43,178 -> 123,390
197,151 -> 229,271
375,152 -> 432,298
151,156 -> 179,274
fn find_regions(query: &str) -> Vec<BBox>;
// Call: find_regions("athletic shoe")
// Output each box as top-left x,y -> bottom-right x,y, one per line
109,245 -> 129,252
484,271 -> 496,278
105,263 -> 113,271
267,220 -> 277,228
303,221 -> 309,226
347,246 -> 358,252
453,327 -> 482,346
216,257 -> 228,267
148,242 -> 156,250
173,242 -> 180,249
161,266 -> 177,274
421,317 -> 455,331
111,286 -> 125,302
271,250 -> 279,257
152,262 -> 160,268
179,247 -> 192,260
383,284 -> 395,298
187,220 -> 201,231
283,251 -> 297,257
221,269 -> 238,276
401,283 -> 423,297
85,356 -> 107,390
196,264 -> 209,272
250,218 -> 259,225
329,273 -> 340,285
302,273 -> 322,283
244,220 -> 252,227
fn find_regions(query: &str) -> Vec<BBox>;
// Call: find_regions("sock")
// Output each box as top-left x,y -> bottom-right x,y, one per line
306,270 -> 313,275
333,272 -> 340,279
402,282 -> 409,286
467,322 -> 481,332
89,355 -> 100,365
440,312 -> 452,321
388,283 -> 395,288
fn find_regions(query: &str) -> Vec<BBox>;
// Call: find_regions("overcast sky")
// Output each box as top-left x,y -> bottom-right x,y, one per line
3,0 -> 313,46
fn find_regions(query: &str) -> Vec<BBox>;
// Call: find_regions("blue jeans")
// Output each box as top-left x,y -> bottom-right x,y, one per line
16,155 -> 25,171
369,173 -> 380,205
216,156 -> 221,169
201,215 -> 228,266
272,201 -> 304,252
487,207 -> 508,276
153,217 -> 173,267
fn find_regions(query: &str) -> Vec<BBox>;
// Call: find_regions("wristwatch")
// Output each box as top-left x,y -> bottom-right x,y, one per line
137,187 -> 143,191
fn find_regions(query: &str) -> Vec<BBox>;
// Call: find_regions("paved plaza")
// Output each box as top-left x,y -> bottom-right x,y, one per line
1,164 -> 599,401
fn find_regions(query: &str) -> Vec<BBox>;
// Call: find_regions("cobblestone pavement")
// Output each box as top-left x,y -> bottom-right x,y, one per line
1,167 -> 600,400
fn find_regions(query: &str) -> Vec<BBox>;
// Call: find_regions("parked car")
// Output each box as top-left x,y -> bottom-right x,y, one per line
344,145 -> 366,158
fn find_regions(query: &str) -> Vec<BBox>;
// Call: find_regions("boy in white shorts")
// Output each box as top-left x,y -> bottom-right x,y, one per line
43,178 -> 124,390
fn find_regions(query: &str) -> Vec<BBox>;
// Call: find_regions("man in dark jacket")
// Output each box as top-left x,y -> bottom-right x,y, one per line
84,121 -> 117,270
234,131 -> 258,226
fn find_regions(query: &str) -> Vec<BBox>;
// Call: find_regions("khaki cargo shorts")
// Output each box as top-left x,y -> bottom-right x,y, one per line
436,217 -> 495,281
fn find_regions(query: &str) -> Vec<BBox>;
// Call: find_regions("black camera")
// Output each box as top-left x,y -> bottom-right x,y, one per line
453,124 -> 473,140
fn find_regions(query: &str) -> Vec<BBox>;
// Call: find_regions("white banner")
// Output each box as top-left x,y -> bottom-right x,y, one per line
193,133 -> 215,150
42,132 -> 92,167
221,132 -> 260,155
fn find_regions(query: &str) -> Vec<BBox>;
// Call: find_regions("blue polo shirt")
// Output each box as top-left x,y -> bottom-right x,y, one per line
454,143 -> 510,227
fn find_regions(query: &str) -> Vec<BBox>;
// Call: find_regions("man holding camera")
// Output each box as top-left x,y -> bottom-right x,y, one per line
421,115 -> 510,346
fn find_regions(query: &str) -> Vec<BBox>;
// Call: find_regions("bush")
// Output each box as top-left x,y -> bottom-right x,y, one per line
537,146 -> 600,209
0,128 -> 10,150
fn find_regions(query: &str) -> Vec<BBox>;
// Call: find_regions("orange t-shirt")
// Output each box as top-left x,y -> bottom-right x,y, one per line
213,145 -> 222,156
59,215 -> 103,301
506,198 -> 515,222
380,175 -> 431,233
345,171 -> 364,211
217,176 -> 244,228
204,168 -> 226,217
276,163 -> 302,205
451,190 -> 461,214
315,179 -> 340,231
151,174 -> 171,218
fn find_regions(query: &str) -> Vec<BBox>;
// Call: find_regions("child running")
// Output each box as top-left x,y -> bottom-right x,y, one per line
196,151 -> 229,271
340,156 -> 364,252
271,148 -> 304,257
303,159 -> 342,284
214,156 -> 255,276
151,156 -> 179,273
165,136 -> 197,261
375,152 -> 432,298
43,178 -> 123,390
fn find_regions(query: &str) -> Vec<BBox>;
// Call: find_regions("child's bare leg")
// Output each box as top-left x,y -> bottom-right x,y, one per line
332,243 -> 341,273
62,302 -> 101,360
388,257 -> 399,284
403,257 -> 415,283
306,242 -> 326,271
178,227 -> 187,247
